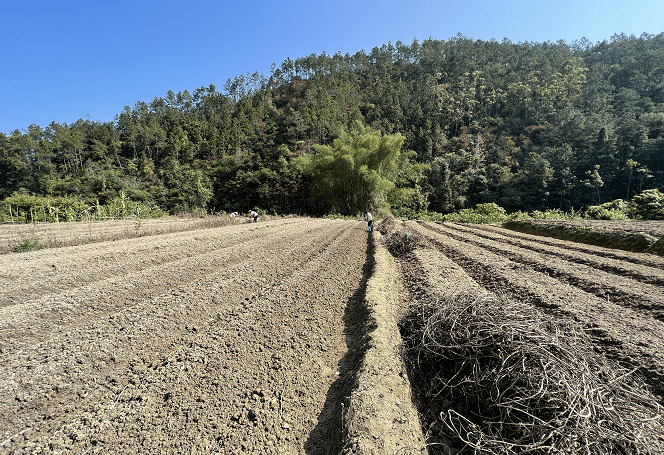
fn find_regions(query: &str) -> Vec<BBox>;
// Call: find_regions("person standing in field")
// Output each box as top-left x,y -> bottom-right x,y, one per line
364,211 -> 373,232
249,210 -> 258,223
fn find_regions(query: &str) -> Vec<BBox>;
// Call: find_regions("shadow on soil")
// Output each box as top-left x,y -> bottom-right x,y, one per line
304,226 -> 375,455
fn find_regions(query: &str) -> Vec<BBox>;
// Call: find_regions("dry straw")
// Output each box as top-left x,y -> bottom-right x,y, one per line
400,292 -> 663,454
380,216 -> 425,257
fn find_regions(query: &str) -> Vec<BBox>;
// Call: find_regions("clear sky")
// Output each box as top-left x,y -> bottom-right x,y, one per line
1,0 -> 662,134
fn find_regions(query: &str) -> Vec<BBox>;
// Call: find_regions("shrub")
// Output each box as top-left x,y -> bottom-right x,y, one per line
391,207 -> 444,221
629,189 -> 664,220
582,191 -> 664,220
505,210 -> 530,220
104,192 -> 165,219
415,211 -> 445,221
387,186 -> 429,217
530,208 -> 581,220
1,192 -> 166,223
441,203 -> 508,224
584,199 -> 629,220
1,193 -> 90,223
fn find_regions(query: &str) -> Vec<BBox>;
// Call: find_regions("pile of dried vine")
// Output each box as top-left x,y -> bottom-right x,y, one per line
379,217 -> 424,257
400,292 -> 663,454
378,215 -> 399,235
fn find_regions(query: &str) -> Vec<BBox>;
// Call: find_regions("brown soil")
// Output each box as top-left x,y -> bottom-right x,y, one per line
0,214 -> 275,254
1,218 -> 371,454
2,217 -> 663,454
472,223 -> 664,277
503,219 -> 664,254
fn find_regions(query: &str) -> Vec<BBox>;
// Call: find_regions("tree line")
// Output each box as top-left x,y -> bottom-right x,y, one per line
1,32 -> 663,219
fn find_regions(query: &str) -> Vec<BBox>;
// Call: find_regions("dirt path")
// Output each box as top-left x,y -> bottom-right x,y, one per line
0,219 -> 370,454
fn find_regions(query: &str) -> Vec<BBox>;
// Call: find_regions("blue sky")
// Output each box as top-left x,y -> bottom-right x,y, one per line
2,0 -> 662,134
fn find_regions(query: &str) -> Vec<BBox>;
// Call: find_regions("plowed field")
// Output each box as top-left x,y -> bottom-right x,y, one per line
0,214 -> 252,254
2,217 -> 663,454
1,218 -> 375,454
400,221 -> 664,395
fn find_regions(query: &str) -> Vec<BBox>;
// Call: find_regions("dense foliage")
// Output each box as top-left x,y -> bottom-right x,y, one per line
2,32 -> 663,218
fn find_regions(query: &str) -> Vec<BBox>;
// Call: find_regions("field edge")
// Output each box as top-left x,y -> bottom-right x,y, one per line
503,219 -> 664,255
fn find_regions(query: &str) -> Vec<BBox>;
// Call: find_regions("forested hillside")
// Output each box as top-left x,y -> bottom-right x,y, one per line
2,33 -> 663,218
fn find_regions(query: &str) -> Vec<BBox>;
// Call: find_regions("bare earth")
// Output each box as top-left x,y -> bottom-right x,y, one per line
0,214 -> 258,254
1,218 -> 371,454
515,219 -> 664,238
2,217 -> 663,453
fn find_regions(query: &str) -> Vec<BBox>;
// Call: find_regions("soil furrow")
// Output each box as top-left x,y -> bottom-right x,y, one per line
4,216 -> 663,454
0,215 -> 301,254
482,223 -> 664,269
0,220 -> 369,454
0,221 -> 338,354
0,218 -> 308,306
421,221 -> 664,320
0,222 -> 344,436
450,222 -> 664,286
93,221 -> 369,455
404,248 -> 483,300
405,221 -> 664,398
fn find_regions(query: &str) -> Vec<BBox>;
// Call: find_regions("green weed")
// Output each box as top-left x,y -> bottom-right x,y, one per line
13,236 -> 48,253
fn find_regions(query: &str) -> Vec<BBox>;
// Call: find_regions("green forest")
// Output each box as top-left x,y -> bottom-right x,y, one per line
2,32 -> 663,221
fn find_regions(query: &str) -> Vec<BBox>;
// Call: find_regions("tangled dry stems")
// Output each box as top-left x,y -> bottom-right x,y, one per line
378,216 -> 400,235
401,292 -> 663,454
379,217 -> 424,257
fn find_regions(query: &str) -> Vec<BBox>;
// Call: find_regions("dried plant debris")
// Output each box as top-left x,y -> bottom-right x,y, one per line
378,215 -> 400,235
379,217 -> 425,257
400,291 -> 663,454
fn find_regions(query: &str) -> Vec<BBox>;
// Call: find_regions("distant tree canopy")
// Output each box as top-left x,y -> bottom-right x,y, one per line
2,32 -> 663,217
